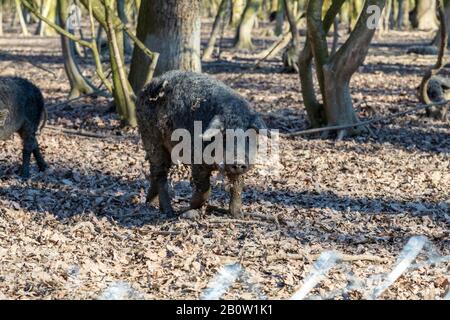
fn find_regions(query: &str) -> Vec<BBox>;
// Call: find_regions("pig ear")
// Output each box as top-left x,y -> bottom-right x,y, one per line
201,115 -> 224,140
249,115 -> 267,132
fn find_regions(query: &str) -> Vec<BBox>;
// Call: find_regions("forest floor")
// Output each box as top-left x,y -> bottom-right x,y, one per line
0,26 -> 449,300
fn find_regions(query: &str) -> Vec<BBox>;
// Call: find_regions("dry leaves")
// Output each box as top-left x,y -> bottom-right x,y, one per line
0,30 -> 449,300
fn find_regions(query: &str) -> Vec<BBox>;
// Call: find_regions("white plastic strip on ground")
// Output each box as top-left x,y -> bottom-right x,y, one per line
444,289 -> 450,300
200,263 -> 243,300
370,236 -> 427,299
290,251 -> 340,300
99,281 -> 144,300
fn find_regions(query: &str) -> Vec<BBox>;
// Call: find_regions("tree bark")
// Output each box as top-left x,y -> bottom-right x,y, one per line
299,0 -> 386,137
0,1 -> 3,36
420,0 -> 448,119
58,0 -> 95,99
282,0 -> 301,72
128,0 -> 201,93
274,0 -> 285,36
117,0 -> 132,54
234,0 -> 263,49
230,0 -> 245,27
412,0 -> 439,30
396,0 -> 410,30
203,0 -> 229,60
432,0 -> 450,47
15,0 -> 29,36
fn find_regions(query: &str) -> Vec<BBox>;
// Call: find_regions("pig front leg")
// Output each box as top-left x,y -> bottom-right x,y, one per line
148,149 -> 174,216
228,175 -> 244,218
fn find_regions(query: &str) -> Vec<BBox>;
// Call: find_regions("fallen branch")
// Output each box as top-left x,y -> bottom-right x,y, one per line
206,205 -> 281,226
44,126 -> 115,139
207,218 -> 270,226
282,100 -> 450,138
46,89 -> 109,111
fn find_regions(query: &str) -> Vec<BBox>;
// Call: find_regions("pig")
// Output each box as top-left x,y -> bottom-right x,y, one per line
136,71 -> 267,217
0,77 -> 48,178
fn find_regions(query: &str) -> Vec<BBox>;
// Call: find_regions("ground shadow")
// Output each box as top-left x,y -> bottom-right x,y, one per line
0,164 -> 194,228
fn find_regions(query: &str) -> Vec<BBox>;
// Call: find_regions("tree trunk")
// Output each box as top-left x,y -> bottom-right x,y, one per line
420,0 -> 448,120
58,0 -> 96,99
117,0 -> 132,54
377,0 -> 392,36
230,0 -> 245,27
300,0 -> 386,137
282,0 -> 301,72
202,0 -> 229,60
77,0 -> 138,126
397,0 -> 410,30
15,0 -> 29,36
234,0 -> 262,49
128,0 -> 201,93
274,0 -> 285,36
0,1 -> 3,36
432,0 -> 450,47
412,0 -> 439,30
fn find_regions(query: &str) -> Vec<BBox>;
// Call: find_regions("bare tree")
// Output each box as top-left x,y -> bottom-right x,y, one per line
419,0 -> 449,120
234,0 -> 263,49
15,0 -> 29,36
298,0 -> 386,139
202,0 -> 229,61
58,0 -> 96,99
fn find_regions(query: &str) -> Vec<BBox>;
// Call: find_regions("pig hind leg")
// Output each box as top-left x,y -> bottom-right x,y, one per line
190,165 -> 212,209
18,126 -> 47,178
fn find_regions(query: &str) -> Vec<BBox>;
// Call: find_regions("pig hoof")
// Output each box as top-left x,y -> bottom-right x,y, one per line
38,163 -> 48,172
19,168 -> 30,179
161,207 -> 176,217
229,210 -> 243,218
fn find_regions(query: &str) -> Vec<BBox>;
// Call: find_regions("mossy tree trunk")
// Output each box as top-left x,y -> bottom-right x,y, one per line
128,0 -> 201,93
78,0 -> 137,126
234,0 -> 263,49
230,0 -> 245,27
15,0 -> 29,36
299,0 -> 386,138
117,0 -> 132,54
202,0 -> 229,61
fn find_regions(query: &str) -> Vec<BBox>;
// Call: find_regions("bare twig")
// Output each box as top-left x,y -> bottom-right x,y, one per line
282,100 -> 450,138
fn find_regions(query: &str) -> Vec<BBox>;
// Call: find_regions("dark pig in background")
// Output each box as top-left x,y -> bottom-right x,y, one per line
0,77 -> 48,178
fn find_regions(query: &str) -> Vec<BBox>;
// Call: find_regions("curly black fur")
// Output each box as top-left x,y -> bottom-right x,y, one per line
0,77 -> 48,178
136,71 -> 266,216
